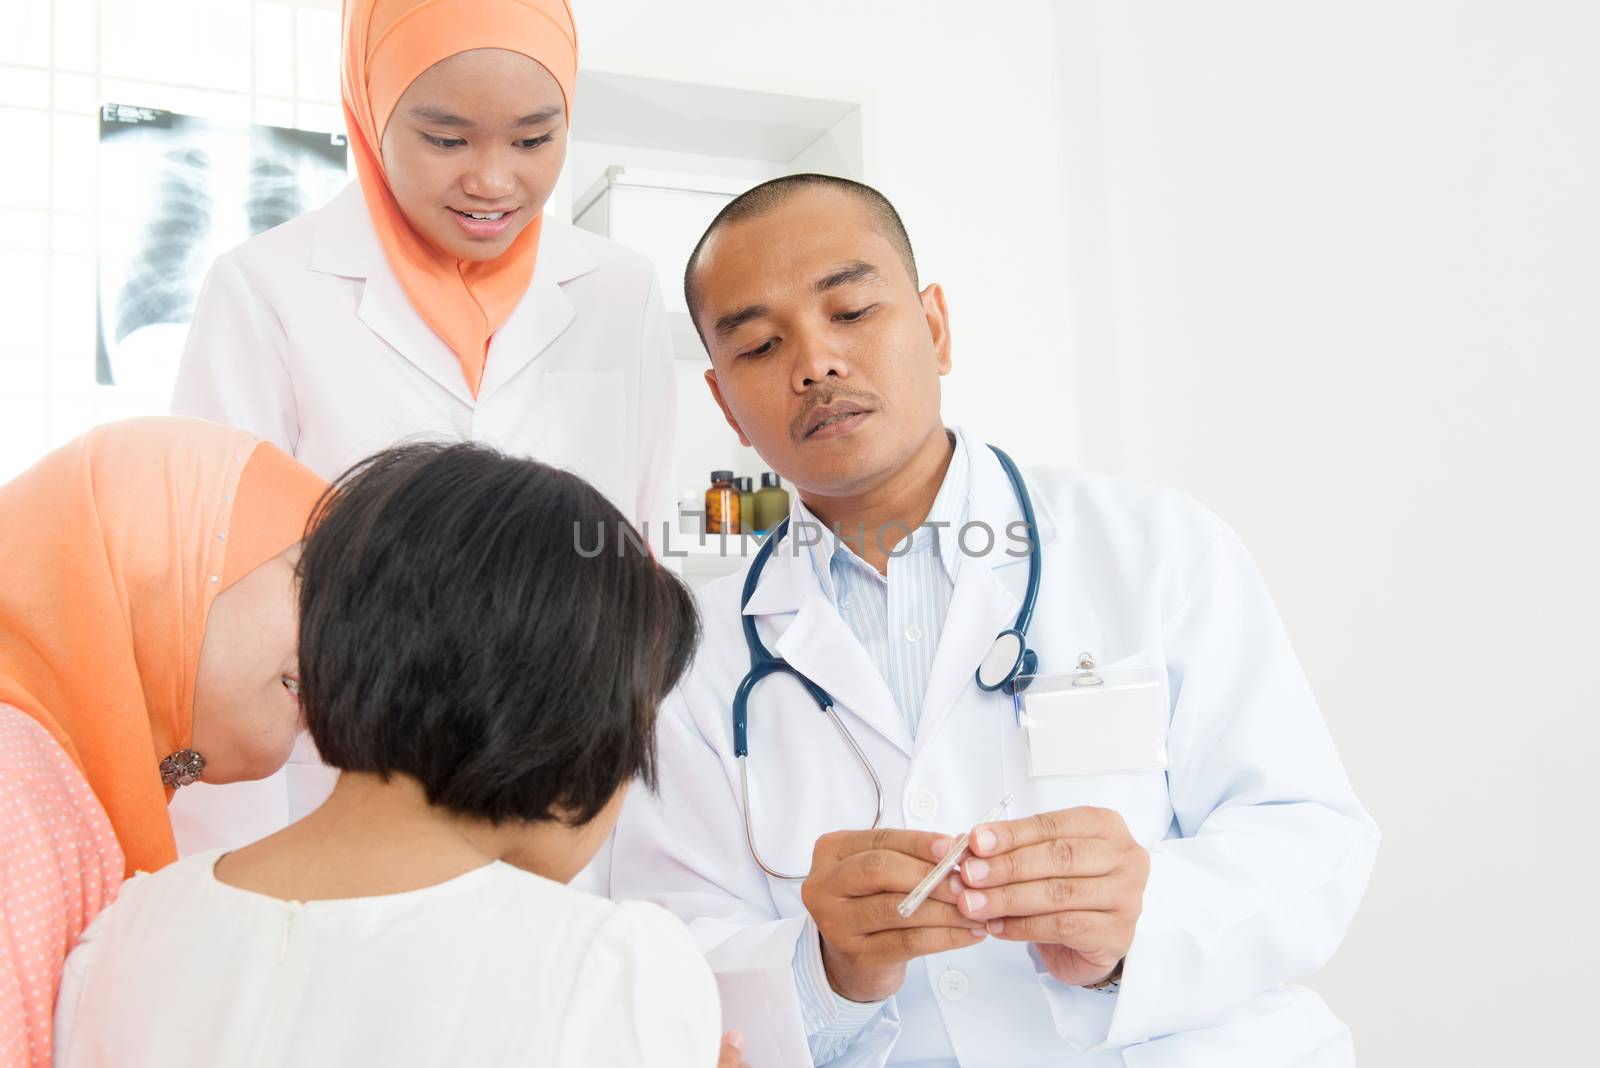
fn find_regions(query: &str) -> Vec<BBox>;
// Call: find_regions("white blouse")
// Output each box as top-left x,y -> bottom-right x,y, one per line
53,851 -> 721,1068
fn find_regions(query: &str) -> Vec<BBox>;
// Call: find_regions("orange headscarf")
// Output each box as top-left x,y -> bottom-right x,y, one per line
0,417 -> 327,875
341,0 -> 579,397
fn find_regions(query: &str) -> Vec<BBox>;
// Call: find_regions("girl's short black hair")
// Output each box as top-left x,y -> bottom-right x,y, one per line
295,442 -> 698,826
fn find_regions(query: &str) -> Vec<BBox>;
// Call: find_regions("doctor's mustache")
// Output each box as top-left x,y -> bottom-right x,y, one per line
789,386 -> 884,445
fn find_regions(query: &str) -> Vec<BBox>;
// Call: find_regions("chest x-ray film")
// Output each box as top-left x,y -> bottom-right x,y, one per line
1015,663 -> 1171,778
95,104 -> 350,390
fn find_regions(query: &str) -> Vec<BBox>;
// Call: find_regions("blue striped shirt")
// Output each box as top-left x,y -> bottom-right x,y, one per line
795,432 -> 970,738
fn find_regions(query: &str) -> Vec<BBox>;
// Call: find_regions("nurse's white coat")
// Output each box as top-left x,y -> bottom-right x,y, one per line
169,182 -> 676,854
173,182 -> 674,524
610,433 -> 1380,1067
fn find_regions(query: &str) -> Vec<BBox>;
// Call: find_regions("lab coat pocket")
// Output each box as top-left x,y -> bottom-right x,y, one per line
1017,656 -> 1170,779
527,370 -> 628,511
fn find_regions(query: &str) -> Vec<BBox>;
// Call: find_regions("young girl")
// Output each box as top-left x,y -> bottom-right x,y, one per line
53,443 -> 730,1066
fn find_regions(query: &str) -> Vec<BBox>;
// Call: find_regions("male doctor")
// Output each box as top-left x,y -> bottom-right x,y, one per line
610,174 -> 1379,1067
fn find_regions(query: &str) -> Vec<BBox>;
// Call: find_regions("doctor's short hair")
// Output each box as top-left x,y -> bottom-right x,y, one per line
683,173 -> 919,339
294,441 -> 698,826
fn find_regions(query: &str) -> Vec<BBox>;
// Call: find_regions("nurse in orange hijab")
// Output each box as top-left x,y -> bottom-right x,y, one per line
170,0 -> 679,849
173,0 -> 673,519
0,417 -> 325,1067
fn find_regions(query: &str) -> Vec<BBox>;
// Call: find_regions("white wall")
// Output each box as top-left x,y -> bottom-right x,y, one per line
1054,2 -> 1600,1063
576,0 -> 1075,466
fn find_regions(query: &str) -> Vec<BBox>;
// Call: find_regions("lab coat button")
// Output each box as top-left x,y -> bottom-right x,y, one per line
908,789 -> 939,819
939,969 -> 970,1001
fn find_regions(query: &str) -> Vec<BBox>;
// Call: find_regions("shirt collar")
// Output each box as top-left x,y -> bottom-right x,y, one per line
925,430 -> 971,581
791,429 -> 972,600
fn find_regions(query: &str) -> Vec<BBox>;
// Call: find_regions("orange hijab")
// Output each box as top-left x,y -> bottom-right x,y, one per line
0,417 -> 326,875
341,0 -> 579,397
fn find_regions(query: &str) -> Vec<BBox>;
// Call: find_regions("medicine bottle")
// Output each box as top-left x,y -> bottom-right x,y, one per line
705,470 -> 739,534
753,472 -> 790,534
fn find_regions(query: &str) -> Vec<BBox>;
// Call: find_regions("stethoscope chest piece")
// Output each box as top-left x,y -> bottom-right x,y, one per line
977,628 -> 1029,692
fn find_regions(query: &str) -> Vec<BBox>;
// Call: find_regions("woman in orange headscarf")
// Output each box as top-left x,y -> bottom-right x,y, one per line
169,0 -> 679,848
174,0 -> 672,533
0,417 -> 325,1066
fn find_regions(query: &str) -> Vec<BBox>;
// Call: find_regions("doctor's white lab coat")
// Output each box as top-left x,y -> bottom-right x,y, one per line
610,433 -> 1379,1068
168,182 -> 677,852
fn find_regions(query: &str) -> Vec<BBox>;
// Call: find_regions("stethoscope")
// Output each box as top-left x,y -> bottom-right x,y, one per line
732,444 -> 1042,880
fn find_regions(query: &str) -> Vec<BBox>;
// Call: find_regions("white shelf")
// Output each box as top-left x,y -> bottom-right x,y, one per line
670,535 -> 767,556
672,532 -> 763,587
573,70 -> 856,162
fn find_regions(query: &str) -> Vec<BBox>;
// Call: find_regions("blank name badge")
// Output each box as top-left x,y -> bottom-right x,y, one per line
1016,663 -> 1171,778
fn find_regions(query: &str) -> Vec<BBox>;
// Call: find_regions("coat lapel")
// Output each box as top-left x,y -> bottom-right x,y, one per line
356,266 -> 479,406
476,219 -> 597,401
309,186 -> 597,407
737,433 -> 1060,760
743,532 -> 915,757
913,559 -> 1024,753
913,437 -> 1061,748
310,184 -> 474,406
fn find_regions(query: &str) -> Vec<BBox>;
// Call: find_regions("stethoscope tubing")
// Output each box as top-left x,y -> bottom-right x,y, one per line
732,444 -> 1039,881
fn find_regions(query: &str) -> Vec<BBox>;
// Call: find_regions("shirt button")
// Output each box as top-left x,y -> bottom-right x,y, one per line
938,969 -> 970,1001
840,596 -> 852,610
908,789 -> 939,819
905,624 -> 922,643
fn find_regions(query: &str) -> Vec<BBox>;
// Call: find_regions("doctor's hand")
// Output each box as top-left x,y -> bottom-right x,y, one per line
955,806 -> 1149,987
801,828 -> 988,1004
